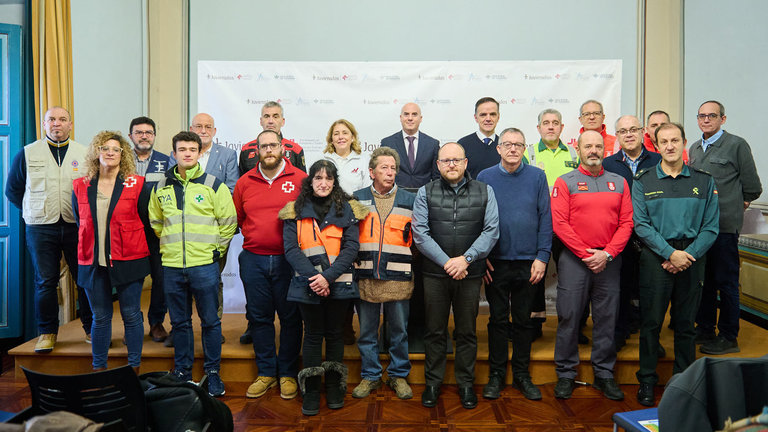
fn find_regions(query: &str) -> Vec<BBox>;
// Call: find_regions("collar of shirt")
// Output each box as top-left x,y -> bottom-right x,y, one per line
258,159 -> 286,184
578,164 -> 604,177
701,129 -> 724,151
476,131 -> 497,143
537,139 -> 568,153
372,184 -> 397,197
620,149 -> 643,175
656,163 -> 691,179
496,161 -> 525,176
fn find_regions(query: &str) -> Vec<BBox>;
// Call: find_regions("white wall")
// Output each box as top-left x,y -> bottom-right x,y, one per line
71,0 -> 144,143
0,0 -> 23,26
684,0 -> 768,204
188,0 -> 641,122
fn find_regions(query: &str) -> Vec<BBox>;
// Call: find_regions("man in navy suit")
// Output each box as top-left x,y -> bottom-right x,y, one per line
458,97 -> 501,179
380,103 -> 440,353
129,116 -> 172,343
380,102 -> 440,189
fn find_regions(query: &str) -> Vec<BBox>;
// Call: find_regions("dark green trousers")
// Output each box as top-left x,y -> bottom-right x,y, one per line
636,245 -> 705,385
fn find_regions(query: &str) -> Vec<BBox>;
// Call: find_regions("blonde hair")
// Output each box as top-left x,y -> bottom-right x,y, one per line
324,119 -> 362,155
84,130 -> 136,179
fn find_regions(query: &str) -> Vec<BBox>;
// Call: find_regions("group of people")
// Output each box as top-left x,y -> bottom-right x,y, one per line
4,95 -> 761,414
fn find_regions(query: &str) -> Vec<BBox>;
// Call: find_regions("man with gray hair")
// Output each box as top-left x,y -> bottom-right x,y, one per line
478,127 -> 551,401
351,146 -> 416,400
239,101 -> 306,175
577,99 -> 618,157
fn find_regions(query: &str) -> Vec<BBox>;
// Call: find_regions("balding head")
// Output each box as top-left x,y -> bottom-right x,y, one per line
190,113 -> 216,148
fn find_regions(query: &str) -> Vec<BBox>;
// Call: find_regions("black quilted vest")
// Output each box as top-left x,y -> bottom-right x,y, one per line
423,175 -> 488,278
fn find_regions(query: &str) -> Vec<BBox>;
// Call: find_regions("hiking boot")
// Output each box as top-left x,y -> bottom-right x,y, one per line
206,370 -> 225,397
700,335 -> 740,355
34,334 -> 57,353
246,376 -> 277,398
593,377 -> 624,401
280,377 -> 298,400
149,323 -> 168,342
387,377 -> 413,399
352,378 -> 382,398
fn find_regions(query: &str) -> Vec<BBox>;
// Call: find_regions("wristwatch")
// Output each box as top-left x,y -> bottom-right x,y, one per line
465,255 -> 473,263
604,251 -> 613,262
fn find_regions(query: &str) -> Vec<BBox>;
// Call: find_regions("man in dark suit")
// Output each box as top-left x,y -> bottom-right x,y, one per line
380,103 -> 440,353
458,97 -> 501,179
380,102 -> 440,189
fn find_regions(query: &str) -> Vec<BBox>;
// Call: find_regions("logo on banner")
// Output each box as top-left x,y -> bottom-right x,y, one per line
282,181 -> 295,194
607,182 -> 616,191
577,182 -> 588,191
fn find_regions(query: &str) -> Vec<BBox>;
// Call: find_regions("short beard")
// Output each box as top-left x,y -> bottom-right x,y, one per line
260,156 -> 281,170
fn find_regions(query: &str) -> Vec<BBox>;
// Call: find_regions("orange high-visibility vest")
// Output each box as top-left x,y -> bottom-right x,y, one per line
297,218 -> 353,283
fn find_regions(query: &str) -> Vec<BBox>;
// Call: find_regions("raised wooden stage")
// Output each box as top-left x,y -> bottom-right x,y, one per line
10,309 -> 767,385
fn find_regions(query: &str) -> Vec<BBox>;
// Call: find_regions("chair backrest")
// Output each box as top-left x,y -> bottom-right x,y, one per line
21,365 -> 147,432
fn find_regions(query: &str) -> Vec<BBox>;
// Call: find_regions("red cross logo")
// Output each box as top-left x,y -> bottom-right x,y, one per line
282,181 -> 295,194
123,177 -> 137,188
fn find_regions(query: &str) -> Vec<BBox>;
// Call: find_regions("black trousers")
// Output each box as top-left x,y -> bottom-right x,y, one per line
636,244 -> 704,385
486,259 -> 537,378
423,275 -> 481,386
298,298 -> 351,368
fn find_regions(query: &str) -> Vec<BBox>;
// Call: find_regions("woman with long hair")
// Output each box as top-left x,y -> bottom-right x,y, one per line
72,130 -> 150,372
279,159 -> 368,416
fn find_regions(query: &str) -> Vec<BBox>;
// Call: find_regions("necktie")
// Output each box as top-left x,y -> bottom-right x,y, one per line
483,137 -> 492,146
406,136 -> 416,168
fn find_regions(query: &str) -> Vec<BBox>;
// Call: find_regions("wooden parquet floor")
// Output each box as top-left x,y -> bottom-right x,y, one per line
0,369 -> 653,431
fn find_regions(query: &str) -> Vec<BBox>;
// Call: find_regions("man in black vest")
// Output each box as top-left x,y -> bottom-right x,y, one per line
412,142 -> 499,409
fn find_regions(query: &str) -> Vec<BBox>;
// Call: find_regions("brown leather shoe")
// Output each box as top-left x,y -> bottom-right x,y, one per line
149,323 -> 168,342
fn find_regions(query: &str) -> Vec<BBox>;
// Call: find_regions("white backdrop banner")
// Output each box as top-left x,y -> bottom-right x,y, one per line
197,60 -> 622,313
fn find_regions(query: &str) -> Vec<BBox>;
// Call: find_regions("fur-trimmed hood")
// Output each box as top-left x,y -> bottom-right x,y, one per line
279,198 -> 369,227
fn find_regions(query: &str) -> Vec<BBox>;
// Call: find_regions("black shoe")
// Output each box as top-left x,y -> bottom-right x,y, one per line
512,376 -> 542,400
239,323 -> 253,345
163,331 -> 174,348
658,345 -> 667,358
578,331 -> 589,345
700,335 -> 740,355
593,377 -> 624,401
637,383 -> 655,406
458,386 -> 477,409
554,377 -> 574,399
482,374 -> 505,399
421,385 -> 440,408
694,331 -> 716,345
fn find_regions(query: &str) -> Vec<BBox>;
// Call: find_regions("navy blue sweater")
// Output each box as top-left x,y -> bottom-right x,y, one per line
477,162 -> 552,262
458,132 -> 499,179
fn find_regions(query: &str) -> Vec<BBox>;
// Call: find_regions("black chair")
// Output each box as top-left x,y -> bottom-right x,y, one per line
13,365 -> 147,431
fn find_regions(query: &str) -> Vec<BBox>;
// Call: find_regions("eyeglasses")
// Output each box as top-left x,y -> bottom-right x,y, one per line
499,142 -> 526,150
580,111 -> 603,118
259,143 -> 281,150
437,158 -> 466,166
98,146 -> 123,154
191,124 -> 214,131
616,127 -> 643,136
131,130 -> 155,136
696,113 -> 721,120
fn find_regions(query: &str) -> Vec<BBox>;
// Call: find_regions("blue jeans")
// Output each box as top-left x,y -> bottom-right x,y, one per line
164,262 -> 221,373
83,266 -> 144,369
357,298 -> 410,380
26,222 -> 92,334
239,250 -> 301,378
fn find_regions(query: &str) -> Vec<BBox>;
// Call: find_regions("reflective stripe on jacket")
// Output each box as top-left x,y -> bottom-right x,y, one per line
148,163 -> 237,268
353,186 -> 415,281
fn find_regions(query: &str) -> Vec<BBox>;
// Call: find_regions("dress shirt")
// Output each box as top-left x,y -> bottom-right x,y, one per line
701,129 -> 724,153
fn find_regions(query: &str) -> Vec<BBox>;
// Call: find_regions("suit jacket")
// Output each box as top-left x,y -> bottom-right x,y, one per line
380,130 -> 440,189
171,143 -> 239,193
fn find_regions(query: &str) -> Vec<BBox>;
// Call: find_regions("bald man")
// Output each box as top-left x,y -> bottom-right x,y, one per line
380,102 -> 440,189
188,113 -> 239,193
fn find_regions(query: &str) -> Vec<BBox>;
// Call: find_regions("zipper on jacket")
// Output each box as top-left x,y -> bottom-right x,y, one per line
181,183 -> 187,269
